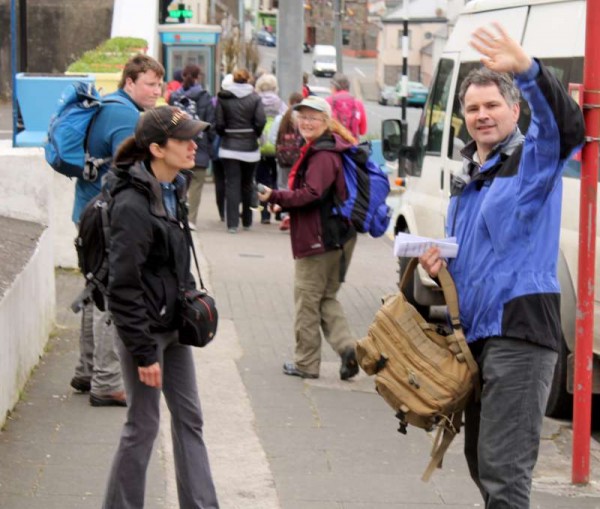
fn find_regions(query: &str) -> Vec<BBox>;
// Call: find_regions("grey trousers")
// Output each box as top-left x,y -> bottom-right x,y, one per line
293,236 -> 357,375
73,299 -> 123,395
102,330 -> 219,509
187,166 -> 207,226
464,337 -> 557,509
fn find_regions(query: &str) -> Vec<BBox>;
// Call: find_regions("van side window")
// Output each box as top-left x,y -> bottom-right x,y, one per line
405,58 -> 455,177
425,58 -> 454,154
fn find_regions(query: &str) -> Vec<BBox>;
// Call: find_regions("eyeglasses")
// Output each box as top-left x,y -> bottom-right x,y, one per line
297,114 -> 325,124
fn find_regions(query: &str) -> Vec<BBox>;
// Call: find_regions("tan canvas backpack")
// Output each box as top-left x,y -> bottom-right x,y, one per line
356,258 -> 480,481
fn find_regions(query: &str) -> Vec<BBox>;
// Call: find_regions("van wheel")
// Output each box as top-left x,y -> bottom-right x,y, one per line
398,257 -> 430,320
545,333 -> 572,418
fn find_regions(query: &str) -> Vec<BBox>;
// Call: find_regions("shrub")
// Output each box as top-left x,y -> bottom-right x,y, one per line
67,37 -> 148,73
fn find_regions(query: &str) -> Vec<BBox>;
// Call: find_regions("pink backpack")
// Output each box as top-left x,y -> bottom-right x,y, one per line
331,93 -> 360,138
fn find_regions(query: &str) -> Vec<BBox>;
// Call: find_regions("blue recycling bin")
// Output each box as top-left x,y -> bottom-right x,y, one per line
15,73 -> 95,147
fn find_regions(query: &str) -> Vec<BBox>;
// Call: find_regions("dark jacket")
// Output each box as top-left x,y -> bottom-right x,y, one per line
269,132 -> 356,259
105,162 -> 193,367
216,83 -> 266,152
169,84 -> 216,167
447,60 -> 585,351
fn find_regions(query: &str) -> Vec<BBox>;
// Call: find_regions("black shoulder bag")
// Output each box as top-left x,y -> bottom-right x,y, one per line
178,206 -> 218,348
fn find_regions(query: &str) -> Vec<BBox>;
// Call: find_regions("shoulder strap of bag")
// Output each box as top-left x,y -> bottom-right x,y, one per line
178,195 -> 206,291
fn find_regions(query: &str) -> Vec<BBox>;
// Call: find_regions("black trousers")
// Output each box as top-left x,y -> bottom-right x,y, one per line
222,158 -> 257,229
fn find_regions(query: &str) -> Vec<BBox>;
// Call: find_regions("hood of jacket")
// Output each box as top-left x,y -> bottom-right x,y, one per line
454,127 -> 525,190
259,91 -> 285,117
106,161 -> 188,218
218,82 -> 254,99
310,132 -> 355,154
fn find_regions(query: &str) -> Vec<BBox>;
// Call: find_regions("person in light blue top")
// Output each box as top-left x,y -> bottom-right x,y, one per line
70,54 -> 165,408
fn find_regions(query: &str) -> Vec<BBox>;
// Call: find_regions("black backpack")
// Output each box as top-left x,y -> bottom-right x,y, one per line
71,186 -> 114,313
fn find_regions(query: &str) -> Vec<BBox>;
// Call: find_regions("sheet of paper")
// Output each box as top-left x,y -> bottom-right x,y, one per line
393,232 -> 459,258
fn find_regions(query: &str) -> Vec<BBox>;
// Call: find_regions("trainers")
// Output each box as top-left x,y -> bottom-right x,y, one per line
282,361 -> 319,379
339,347 -> 359,381
89,391 -> 127,407
70,376 -> 91,393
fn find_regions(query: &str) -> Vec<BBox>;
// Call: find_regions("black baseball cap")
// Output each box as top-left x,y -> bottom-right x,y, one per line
135,106 -> 209,149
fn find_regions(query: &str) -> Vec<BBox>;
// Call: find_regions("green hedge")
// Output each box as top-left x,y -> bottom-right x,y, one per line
67,37 -> 148,73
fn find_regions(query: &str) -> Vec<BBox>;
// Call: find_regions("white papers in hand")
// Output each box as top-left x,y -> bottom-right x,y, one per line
393,233 -> 459,258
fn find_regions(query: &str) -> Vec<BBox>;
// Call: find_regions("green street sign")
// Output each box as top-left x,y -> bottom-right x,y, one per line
170,9 -> 193,18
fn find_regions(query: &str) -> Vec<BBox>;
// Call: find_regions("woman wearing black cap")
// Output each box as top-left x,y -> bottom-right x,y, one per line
101,106 -> 219,509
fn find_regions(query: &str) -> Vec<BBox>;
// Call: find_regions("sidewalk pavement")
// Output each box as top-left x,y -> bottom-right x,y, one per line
1,182 -> 600,508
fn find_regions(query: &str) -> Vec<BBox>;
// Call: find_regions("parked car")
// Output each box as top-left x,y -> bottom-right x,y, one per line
255,30 -> 276,47
379,81 -> 428,107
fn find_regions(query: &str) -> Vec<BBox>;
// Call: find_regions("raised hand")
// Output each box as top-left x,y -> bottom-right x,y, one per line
470,22 -> 532,74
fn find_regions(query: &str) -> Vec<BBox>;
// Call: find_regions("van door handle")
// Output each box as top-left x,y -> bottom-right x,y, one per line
440,169 -> 444,190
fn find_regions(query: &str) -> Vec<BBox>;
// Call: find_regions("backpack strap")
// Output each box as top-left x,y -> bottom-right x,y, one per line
421,411 -> 463,481
84,95 -> 137,181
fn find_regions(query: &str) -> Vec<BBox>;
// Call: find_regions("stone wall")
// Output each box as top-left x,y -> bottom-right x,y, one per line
0,0 -> 113,100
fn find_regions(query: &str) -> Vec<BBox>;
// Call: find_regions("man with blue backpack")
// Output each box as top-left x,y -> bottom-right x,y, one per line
49,54 -> 164,407
258,96 -> 390,380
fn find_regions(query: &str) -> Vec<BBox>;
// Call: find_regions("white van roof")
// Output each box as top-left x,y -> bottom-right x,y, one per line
448,0 -> 584,59
463,0 -> 574,13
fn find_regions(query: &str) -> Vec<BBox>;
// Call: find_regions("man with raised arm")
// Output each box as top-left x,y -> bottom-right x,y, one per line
419,23 -> 584,508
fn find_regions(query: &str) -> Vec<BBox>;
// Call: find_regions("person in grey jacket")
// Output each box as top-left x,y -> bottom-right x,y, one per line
215,68 -> 266,232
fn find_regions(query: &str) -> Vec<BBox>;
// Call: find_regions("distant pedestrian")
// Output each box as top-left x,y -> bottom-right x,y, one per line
255,73 -> 287,224
269,91 -> 304,231
215,68 -> 266,233
302,72 -> 313,98
169,64 -> 216,230
101,106 -> 219,509
164,68 -> 183,103
257,96 -> 359,381
326,72 -> 367,140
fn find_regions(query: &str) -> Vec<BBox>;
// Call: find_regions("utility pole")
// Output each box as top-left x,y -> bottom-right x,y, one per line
277,0 -> 304,101
333,0 -> 343,73
400,0 -> 409,124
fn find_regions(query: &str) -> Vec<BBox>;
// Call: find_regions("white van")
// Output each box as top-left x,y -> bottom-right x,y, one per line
382,0 -> 588,417
312,45 -> 337,77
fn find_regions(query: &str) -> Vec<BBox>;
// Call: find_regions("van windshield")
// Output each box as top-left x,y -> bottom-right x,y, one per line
318,56 -> 336,64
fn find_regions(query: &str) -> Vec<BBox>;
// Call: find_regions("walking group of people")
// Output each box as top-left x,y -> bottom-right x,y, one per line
62,21 -> 584,509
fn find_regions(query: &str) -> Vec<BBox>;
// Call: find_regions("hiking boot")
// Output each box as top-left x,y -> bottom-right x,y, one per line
89,391 -> 127,407
70,376 -> 91,393
282,361 -> 319,379
339,347 -> 359,381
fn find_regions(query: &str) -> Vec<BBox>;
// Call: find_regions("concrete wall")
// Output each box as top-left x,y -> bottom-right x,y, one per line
0,142 -> 77,268
0,0 -> 113,100
0,226 -> 55,427
0,141 -> 77,426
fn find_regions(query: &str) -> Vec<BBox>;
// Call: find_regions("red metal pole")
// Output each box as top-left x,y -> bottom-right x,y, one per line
572,0 -> 600,485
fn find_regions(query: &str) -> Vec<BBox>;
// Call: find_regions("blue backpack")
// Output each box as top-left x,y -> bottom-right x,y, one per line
336,145 -> 391,238
44,81 -> 129,180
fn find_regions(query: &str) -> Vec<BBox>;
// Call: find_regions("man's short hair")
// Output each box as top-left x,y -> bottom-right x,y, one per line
118,54 -> 165,89
331,72 -> 350,91
458,67 -> 520,110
